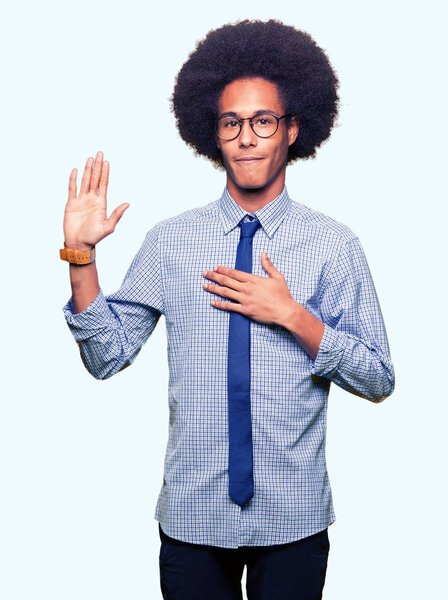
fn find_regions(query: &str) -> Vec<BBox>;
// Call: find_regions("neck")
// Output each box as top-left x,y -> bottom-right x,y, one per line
226,173 -> 286,212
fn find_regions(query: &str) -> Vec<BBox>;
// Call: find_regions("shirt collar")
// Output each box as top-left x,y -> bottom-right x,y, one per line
218,185 -> 291,239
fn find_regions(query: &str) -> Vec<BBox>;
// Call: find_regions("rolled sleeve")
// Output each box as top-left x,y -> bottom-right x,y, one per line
61,224 -> 164,380
312,324 -> 346,376
62,288 -> 114,341
311,237 -> 395,402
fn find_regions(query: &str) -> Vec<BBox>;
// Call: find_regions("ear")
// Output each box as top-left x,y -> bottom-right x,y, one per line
215,133 -> 222,151
287,116 -> 299,146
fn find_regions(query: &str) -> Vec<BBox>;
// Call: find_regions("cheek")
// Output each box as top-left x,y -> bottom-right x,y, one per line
267,142 -> 288,167
275,136 -> 290,162
218,143 -> 233,163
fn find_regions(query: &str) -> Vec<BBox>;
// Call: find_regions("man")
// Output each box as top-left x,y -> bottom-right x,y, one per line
61,19 -> 394,600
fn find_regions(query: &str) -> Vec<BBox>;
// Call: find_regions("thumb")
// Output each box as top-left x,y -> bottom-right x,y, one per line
261,252 -> 280,278
108,203 -> 130,231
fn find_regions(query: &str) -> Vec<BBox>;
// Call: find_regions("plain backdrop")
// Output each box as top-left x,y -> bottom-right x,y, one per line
1,1 -> 447,598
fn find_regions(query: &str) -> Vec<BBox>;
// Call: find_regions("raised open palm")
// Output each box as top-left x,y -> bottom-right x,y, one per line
64,151 -> 129,250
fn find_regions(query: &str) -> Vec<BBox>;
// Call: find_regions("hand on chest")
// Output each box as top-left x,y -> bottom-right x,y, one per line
162,228 -> 324,323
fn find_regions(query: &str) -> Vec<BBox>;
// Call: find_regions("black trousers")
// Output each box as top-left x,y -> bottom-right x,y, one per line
159,524 -> 330,600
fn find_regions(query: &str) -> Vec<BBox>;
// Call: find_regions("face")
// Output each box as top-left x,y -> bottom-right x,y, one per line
215,77 -> 298,192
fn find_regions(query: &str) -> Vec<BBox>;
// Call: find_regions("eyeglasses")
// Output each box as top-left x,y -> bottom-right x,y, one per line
215,112 -> 290,141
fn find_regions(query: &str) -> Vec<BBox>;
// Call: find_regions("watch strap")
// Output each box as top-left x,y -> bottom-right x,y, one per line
60,244 -> 96,265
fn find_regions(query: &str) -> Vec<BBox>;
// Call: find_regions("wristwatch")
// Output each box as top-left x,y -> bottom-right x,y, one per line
60,243 -> 96,265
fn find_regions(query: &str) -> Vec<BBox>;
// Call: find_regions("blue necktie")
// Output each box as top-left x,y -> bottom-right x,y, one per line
228,215 -> 261,507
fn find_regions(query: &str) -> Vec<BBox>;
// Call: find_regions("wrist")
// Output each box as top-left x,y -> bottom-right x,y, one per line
64,241 -> 94,252
280,300 -> 325,361
278,299 -> 303,330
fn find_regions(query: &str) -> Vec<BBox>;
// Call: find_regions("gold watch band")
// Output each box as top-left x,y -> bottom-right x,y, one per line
60,244 -> 96,265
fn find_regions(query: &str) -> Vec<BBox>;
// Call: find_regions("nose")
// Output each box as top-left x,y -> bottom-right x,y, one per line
238,118 -> 257,147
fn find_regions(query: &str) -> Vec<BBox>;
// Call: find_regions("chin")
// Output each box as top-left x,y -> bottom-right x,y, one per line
233,175 -> 268,190
237,182 -> 264,190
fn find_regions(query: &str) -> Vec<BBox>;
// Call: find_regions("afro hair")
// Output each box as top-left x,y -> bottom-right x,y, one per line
170,19 -> 340,170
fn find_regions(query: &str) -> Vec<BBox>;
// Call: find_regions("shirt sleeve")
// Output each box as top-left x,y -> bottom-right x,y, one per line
311,237 -> 395,402
62,224 -> 164,380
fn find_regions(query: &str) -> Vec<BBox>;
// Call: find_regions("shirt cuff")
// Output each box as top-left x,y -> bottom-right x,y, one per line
311,324 -> 346,377
62,288 -> 115,341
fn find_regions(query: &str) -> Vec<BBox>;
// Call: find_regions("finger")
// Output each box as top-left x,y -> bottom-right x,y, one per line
261,252 -> 280,277
210,299 -> 246,313
203,282 -> 242,302
68,168 -> 77,201
90,151 -> 103,194
107,203 -> 130,232
213,265 -> 254,282
80,156 -> 93,195
98,160 -> 109,198
203,270 -> 245,291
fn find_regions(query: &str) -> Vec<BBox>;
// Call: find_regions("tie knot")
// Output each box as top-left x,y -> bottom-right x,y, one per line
239,217 -> 261,239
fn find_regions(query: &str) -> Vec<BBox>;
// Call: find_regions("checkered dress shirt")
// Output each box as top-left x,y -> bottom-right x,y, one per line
62,185 -> 394,548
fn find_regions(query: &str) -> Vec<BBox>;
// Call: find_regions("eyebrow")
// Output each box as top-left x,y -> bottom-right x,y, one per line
218,109 -> 277,118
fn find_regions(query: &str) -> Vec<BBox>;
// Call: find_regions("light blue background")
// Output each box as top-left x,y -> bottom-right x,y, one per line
1,1 -> 446,598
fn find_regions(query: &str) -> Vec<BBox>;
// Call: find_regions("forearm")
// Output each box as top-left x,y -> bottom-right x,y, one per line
279,301 -> 394,402
63,227 -> 164,380
69,261 -> 100,314
310,325 -> 394,402
279,301 -> 325,361
63,287 -> 161,380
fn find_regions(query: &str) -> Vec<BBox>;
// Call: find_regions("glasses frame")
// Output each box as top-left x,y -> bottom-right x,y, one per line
215,112 -> 291,141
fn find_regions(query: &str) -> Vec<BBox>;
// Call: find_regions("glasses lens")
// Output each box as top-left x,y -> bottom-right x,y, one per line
217,117 -> 240,140
251,114 -> 278,137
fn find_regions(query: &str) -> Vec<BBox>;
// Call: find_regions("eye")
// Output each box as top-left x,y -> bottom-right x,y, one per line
223,119 -> 239,128
254,115 -> 274,126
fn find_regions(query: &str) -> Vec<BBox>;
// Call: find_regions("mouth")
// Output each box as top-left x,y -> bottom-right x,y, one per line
235,157 -> 264,163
